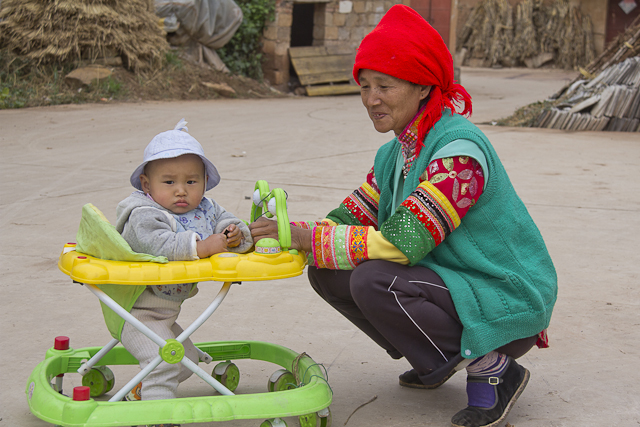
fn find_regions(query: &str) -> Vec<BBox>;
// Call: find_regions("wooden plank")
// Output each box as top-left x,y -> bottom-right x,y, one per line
289,46 -> 328,58
289,46 -> 358,95
305,83 -> 361,97
291,54 -> 353,74
299,71 -> 352,86
291,55 -> 353,85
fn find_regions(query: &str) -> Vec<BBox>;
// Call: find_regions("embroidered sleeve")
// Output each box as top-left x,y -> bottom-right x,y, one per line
309,225 -> 409,269
305,166 -> 404,269
381,156 -> 485,265
325,167 -> 380,228
290,220 -> 335,229
423,156 -> 485,218
306,157 -> 484,269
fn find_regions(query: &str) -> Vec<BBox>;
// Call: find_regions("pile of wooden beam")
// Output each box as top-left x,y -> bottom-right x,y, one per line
533,56 -> 640,132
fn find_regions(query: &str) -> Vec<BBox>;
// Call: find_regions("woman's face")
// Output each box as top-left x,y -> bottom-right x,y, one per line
359,69 -> 431,135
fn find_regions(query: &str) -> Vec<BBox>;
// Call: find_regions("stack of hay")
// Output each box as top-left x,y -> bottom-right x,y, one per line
457,0 -> 595,70
0,0 -> 169,72
532,15 -> 640,132
457,0 -> 514,67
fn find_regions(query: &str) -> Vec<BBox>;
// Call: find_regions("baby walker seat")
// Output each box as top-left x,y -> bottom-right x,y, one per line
26,181 -> 333,427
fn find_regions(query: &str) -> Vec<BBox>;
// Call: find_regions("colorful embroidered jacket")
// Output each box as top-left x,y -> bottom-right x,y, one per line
294,105 -> 486,270
294,110 -> 557,357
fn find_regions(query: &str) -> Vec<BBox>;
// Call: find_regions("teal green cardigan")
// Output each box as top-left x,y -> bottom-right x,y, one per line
374,111 -> 557,358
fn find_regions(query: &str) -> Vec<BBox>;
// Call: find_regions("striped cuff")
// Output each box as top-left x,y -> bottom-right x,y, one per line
311,225 -> 369,270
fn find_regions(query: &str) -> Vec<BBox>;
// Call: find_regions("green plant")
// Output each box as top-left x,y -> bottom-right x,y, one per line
496,100 -> 556,127
165,50 -> 183,69
217,0 -> 275,81
0,47 -> 132,107
97,76 -> 123,96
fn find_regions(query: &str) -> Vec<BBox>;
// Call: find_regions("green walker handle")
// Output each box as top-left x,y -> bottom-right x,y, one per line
251,180 -> 273,222
250,181 -> 292,252
269,188 -> 291,251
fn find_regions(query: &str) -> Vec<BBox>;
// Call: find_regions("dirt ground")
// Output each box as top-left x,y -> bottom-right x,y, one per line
2,67 -> 640,427
109,61 -> 286,102
0,49 -> 287,109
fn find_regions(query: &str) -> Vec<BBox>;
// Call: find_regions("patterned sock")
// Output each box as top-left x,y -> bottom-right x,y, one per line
465,351 -> 509,408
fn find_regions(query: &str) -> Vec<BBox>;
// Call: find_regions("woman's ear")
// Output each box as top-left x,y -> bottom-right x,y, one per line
420,85 -> 432,101
139,174 -> 150,193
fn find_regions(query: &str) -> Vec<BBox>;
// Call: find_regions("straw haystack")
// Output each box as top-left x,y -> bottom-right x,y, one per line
0,0 -> 170,72
458,0 -> 514,67
457,0 -> 595,70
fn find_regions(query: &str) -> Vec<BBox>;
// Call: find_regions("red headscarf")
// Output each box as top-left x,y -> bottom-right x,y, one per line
353,4 -> 472,149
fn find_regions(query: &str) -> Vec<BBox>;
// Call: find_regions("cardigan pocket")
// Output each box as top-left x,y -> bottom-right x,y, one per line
472,274 -> 534,322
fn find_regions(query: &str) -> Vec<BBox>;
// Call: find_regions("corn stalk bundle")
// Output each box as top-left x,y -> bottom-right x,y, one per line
457,0 -> 514,67
0,0 -> 169,72
538,0 -> 568,55
553,4 -> 594,69
487,0 -> 514,67
458,0 -> 595,70
513,0 -> 540,62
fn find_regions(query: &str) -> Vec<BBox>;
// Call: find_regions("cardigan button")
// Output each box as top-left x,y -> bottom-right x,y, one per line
465,349 -> 471,356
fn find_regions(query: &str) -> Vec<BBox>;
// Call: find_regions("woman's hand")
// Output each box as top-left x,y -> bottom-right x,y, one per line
249,217 -> 312,253
224,223 -> 243,248
249,217 -> 279,242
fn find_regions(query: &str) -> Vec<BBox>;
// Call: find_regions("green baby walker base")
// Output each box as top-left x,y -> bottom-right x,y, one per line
26,181 -> 332,427
26,339 -> 332,427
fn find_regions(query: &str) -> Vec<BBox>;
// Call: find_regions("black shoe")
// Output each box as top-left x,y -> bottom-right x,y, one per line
450,357 -> 530,427
399,367 -> 456,389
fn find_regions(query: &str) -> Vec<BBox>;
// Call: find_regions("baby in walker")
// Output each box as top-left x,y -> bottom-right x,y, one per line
114,119 -> 253,410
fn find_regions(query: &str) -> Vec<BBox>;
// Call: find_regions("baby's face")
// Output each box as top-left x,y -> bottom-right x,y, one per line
139,154 -> 206,214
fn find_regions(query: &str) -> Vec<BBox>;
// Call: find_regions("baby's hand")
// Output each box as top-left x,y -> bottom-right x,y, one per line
224,224 -> 244,248
196,233 -> 228,258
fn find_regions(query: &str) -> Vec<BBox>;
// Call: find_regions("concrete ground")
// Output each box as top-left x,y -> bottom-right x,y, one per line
1,66 -> 639,427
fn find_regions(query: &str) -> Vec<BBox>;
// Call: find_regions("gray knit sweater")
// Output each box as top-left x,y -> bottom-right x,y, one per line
115,191 -> 253,260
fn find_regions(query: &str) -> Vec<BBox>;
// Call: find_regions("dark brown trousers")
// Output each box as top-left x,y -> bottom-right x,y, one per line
308,260 -> 536,385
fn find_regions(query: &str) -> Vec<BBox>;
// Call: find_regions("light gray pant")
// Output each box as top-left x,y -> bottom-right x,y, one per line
120,288 -> 199,400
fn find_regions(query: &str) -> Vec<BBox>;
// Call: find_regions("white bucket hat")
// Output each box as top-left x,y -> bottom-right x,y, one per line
130,119 -> 220,191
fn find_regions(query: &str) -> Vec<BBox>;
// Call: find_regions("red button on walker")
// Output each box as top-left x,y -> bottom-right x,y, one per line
54,336 -> 70,350
73,386 -> 91,401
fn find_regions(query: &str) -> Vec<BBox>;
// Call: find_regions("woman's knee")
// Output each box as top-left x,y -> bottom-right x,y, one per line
307,266 -> 353,303
307,266 -> 326,295
350,260 -> 394,306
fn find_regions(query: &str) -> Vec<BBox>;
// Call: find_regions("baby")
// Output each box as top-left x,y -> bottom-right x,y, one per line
114,119 -> 252,409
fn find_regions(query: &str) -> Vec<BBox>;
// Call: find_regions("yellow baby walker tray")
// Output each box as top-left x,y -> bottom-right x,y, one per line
26,181 -> 333,427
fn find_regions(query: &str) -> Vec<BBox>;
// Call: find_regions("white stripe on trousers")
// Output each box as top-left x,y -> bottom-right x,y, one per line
388,276 -> 449,362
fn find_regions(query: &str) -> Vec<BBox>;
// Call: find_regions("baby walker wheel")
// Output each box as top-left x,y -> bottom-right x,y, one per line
213,361 -> 240,392
299,407 -> 332,427
260,418 -> 288,427
81,366 -> 115,397
267,369 -> 296,392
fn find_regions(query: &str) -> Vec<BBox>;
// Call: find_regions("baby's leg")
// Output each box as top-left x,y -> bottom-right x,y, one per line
121,288 -> 185,400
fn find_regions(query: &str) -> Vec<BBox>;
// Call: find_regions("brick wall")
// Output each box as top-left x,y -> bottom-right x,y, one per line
262,0 -> 402,91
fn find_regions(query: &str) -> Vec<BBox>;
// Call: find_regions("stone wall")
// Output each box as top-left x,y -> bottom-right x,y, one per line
261,0 -> 403,91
